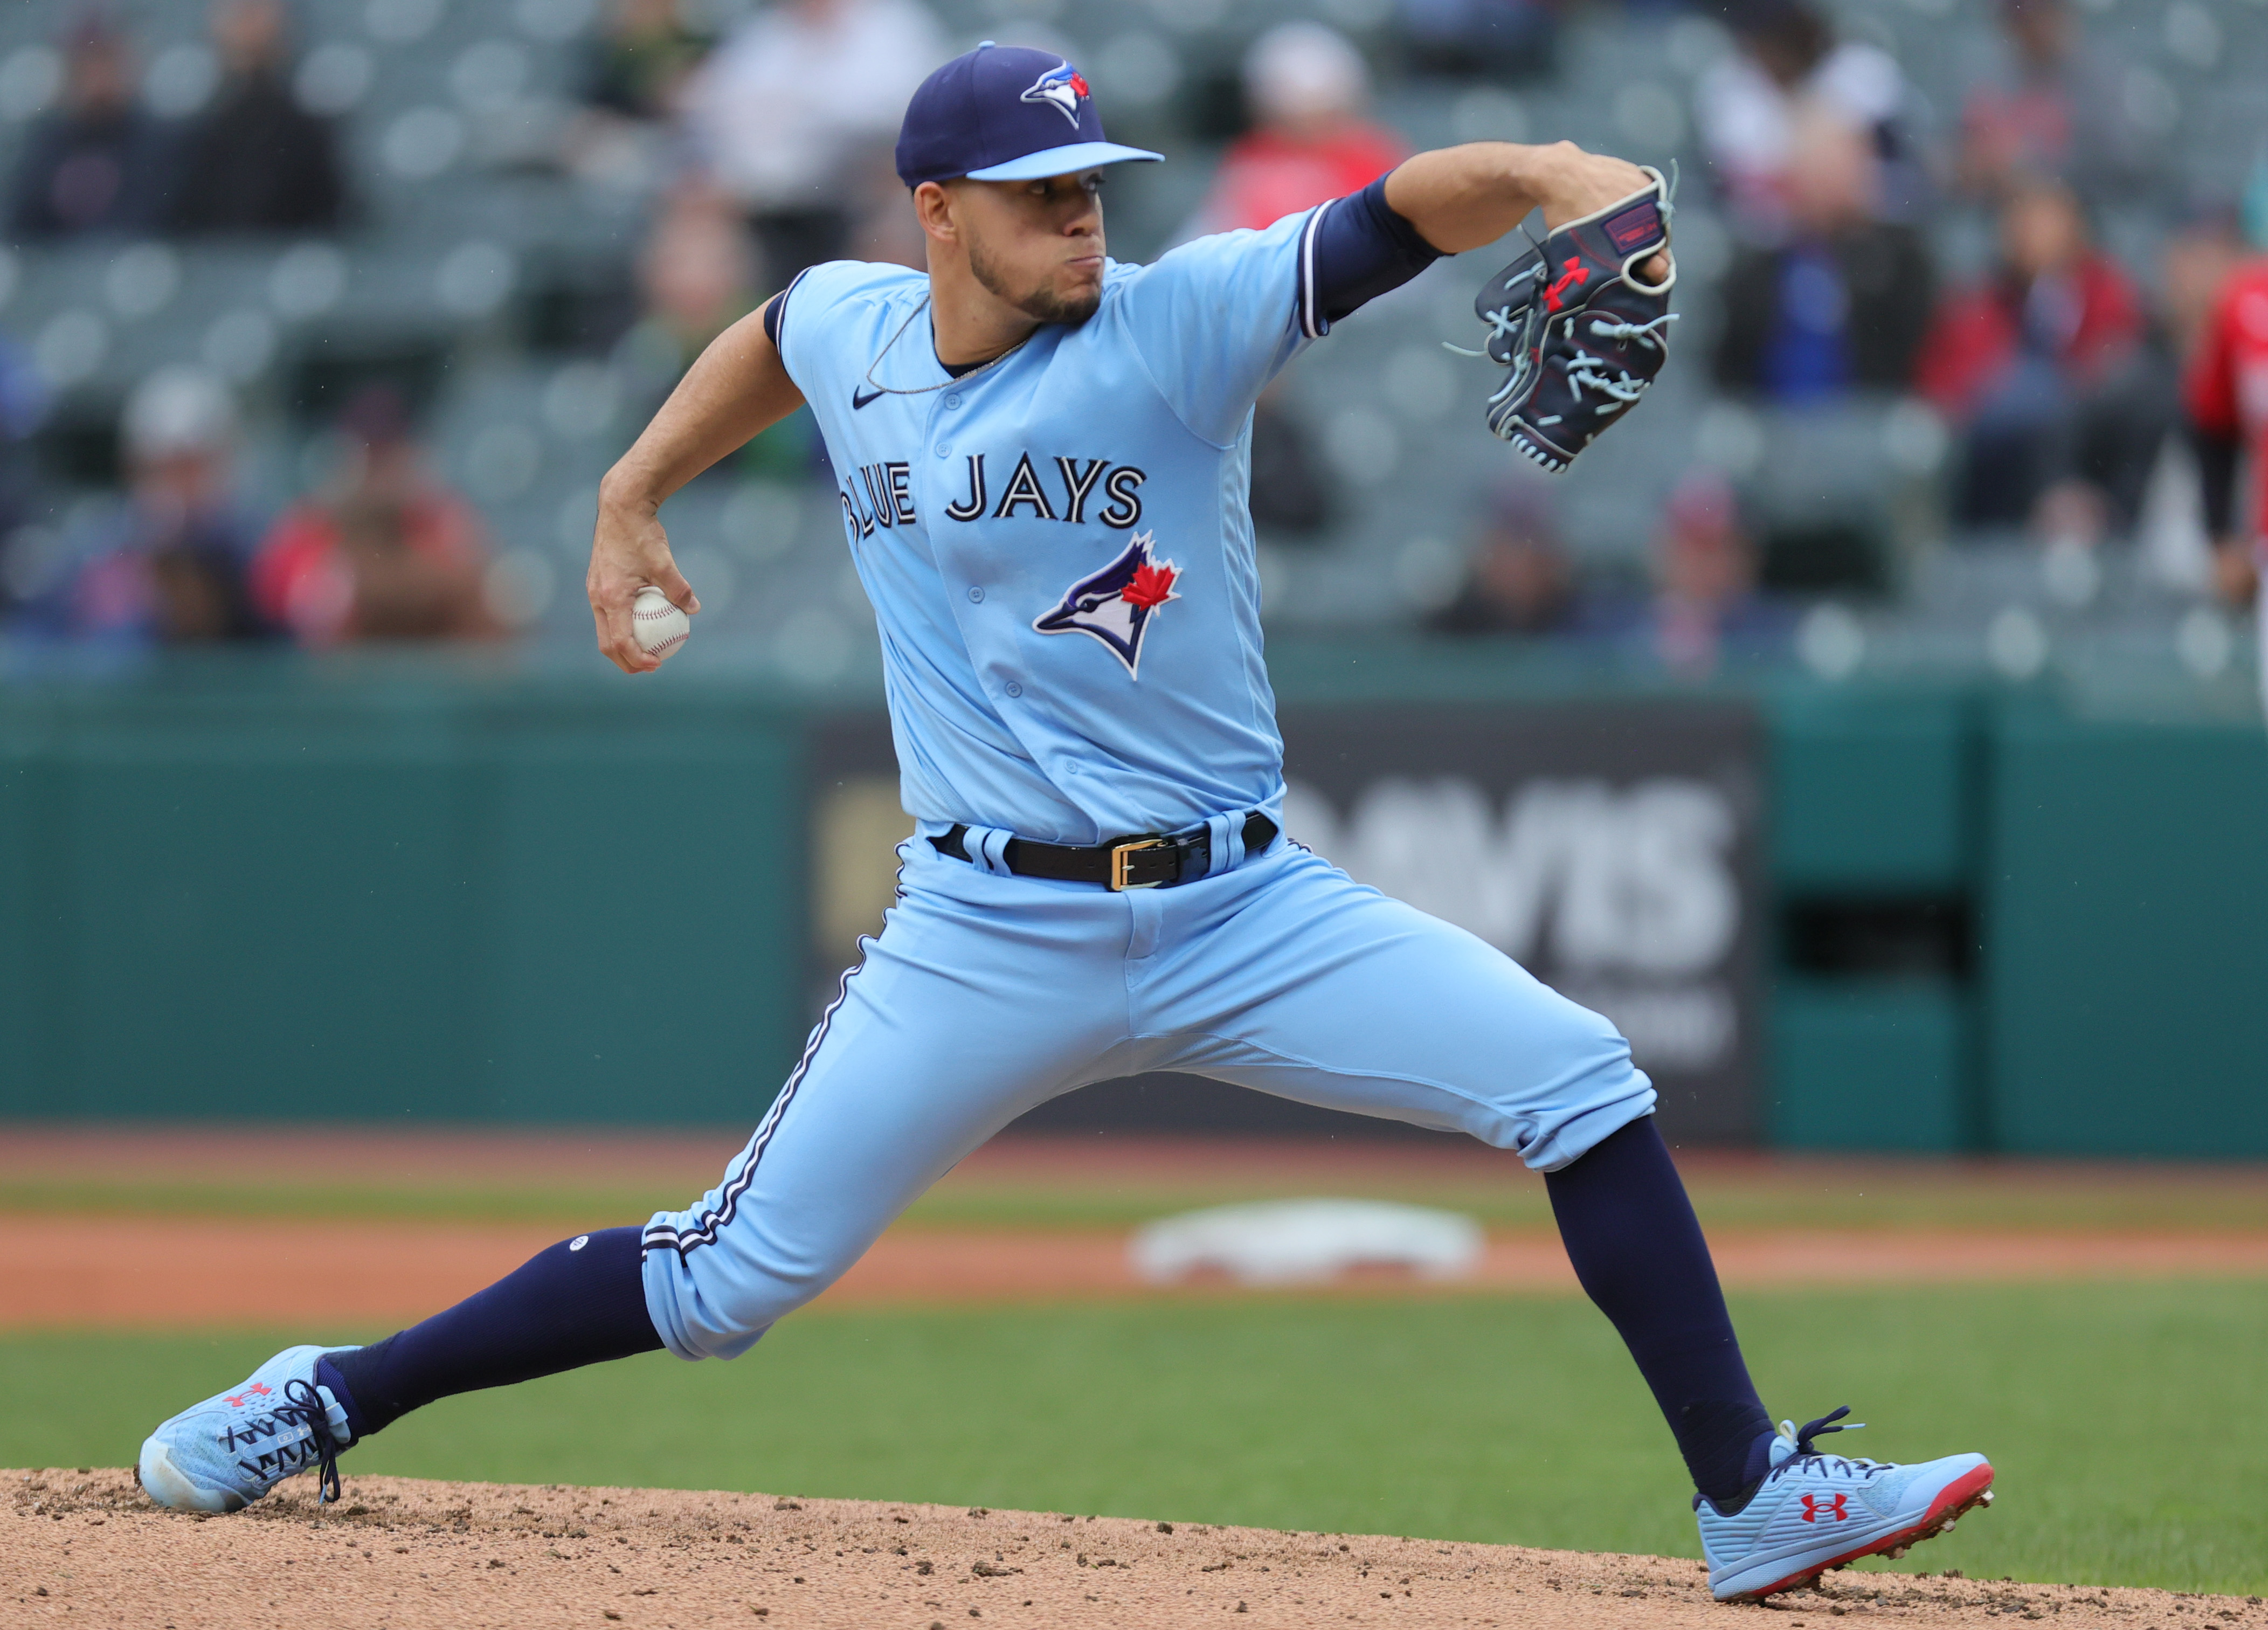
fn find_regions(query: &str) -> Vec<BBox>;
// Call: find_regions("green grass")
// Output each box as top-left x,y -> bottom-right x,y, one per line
8,1282 -> 2264,1594
7,1163 -> 2263,1234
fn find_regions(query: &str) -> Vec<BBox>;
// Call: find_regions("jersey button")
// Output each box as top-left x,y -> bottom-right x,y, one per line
934,443 -> 951,459
944,393 -> 962,410
966,585 -> 984,603
1004,681 -> 1023,699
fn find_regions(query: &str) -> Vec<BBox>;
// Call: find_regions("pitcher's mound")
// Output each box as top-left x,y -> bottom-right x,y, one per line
1,1469 -> 2235,1628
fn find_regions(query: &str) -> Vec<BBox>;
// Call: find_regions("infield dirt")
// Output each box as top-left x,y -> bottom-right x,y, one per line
7,1470 -> 2262,1630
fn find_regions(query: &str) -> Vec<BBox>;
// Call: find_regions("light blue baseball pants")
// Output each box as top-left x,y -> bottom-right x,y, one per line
640,831 -> 1655,1361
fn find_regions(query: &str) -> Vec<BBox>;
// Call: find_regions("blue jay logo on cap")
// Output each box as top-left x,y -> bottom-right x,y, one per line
1019,59 -> 1091,128
1033,532 -> 1180,678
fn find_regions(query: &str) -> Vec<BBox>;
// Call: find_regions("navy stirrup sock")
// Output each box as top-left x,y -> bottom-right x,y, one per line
319,1226 -> 663,1441
1544,1117 -> 1773,1504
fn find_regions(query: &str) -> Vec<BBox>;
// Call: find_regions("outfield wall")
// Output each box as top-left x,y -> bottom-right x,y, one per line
0,646 -> 2262,1155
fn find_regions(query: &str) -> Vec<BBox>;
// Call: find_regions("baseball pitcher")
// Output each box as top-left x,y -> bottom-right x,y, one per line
140,45 -> 1992,1603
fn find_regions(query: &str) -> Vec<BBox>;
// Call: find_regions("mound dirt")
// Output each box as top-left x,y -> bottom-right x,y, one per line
6,1471 -> 2259,1630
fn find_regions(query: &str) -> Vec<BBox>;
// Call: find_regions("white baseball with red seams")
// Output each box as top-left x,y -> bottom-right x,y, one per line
631,586 -> 690,661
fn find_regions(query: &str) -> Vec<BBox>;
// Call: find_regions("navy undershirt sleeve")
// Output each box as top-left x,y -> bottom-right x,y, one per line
1297,172 -> 1446,337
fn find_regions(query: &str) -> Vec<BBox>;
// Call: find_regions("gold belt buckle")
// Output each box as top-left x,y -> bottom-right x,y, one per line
1109,837 -> 1166,892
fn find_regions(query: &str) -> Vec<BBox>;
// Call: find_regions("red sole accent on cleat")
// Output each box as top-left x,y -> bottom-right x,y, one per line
1724,1463 -> 1995,1604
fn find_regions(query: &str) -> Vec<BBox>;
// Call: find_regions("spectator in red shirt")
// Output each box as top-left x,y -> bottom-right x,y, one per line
2184,255 -> 2268,623
251,387 -> 500,646
1955,0 -> 2156,205
1913,176 -> 2147,532
1184,22 -> 1407,238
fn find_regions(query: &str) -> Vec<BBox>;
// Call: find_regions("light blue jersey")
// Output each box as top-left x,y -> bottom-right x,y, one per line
775,210 -> 1327,845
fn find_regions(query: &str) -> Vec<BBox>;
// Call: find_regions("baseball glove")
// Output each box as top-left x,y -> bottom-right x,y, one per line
1467,166 -> 1677,473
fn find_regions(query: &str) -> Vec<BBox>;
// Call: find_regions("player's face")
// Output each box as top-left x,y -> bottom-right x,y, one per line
957,171 -> 1108,326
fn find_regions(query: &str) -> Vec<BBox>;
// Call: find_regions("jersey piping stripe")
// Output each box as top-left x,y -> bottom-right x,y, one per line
641,846 -> 909,1260
760,264 -> 816,351
1296,206 -> 1328,341
640,953 -> 860,1260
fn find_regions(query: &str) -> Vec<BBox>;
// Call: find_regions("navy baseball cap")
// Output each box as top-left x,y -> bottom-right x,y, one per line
895,43 -> 1163,188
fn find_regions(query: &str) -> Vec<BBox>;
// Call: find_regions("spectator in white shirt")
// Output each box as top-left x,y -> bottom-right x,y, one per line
1694,0 -> 1923,244
679,0 -> 947,289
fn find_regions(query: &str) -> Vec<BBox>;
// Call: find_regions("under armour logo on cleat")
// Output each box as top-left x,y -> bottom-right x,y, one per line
225,1383 -> 274,1406
1800,1494 -> 1849,1523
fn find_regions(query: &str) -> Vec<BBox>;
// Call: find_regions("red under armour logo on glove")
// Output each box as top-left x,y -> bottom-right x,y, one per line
1541,263 -> 1590,312
1800,1494 -> 1849,1523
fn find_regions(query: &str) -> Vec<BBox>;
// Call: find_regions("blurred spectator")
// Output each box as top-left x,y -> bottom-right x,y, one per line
1713,106 -> 1933,404
1179,24 -> 1399,548
167,0 -> 345,235
843,142 -> 929,271
251,388 -> 499,645
1914,177 -> 2148,533
680,0 -> 946,289
587,0 -> 711,122
6,10 -> 173,240
1247,395 -> 1334,541
2246,153 -> 2268,259
1694,0 -> 1920,242
611,177 -> 825,480
2126,206 -> 2247,593
1956,0 -> 2154,205
563,0 -> 711,191
30,369 -> 272,644
2159,209 -> 2248,363
1427,486 -> 1581,636
0,340 -> 51,609
616,181 -> 757,400
1396,0 -> 1559,84
1184,24 -> 1406,237
1648,473 -> 1788,674
2183,245 -> 2268,608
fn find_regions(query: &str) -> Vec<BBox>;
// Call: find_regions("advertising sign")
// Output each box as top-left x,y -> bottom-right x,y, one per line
1278,701 -> 1761,1144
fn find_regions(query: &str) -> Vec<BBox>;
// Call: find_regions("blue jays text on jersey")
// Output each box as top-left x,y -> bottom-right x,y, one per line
770,208 -> 1343,848
836,451 -> 1149,534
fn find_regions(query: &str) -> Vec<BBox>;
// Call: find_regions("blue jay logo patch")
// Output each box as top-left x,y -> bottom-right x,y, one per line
1020,60 -> 1090,128
1032,532 -> 1180,678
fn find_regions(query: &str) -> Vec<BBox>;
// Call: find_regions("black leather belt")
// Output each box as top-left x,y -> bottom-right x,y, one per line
930,812 -> 1278,891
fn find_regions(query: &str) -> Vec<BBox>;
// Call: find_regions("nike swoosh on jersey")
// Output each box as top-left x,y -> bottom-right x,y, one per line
851,386 -> 885,410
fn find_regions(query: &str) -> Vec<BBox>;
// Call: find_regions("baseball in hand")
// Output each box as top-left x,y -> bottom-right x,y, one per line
631,586 -> 691,662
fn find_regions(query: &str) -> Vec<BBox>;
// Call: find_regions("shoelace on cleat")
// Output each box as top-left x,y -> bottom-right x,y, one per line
1793,1406 -> 1864,1455
275,1377 -> 348,1503
1775,1407 -> 1889,1482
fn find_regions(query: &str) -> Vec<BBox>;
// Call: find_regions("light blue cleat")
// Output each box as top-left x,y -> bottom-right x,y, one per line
137,1344 -> 358,1512
1696,1407 -> 1995,1603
